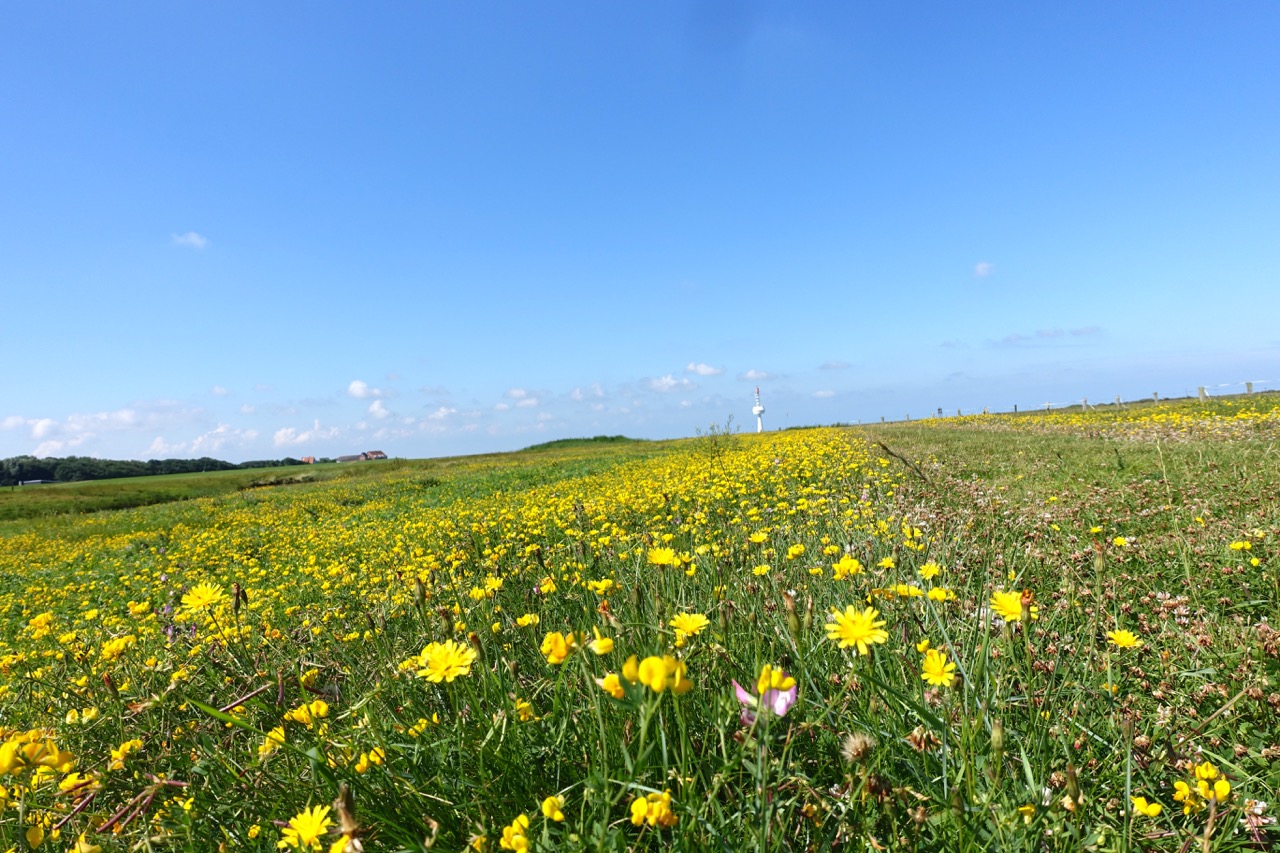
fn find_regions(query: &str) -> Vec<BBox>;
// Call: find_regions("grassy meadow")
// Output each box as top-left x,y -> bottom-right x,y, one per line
1,397 -> 1278,852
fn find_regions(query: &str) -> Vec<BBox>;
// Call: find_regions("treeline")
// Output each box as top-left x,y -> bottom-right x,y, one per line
0,455 -> 311,486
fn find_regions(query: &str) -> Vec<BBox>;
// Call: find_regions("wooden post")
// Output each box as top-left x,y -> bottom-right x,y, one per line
1153,392 -> 1159,402
1013,404 -> 1018,413
1198,386 -> 1208,401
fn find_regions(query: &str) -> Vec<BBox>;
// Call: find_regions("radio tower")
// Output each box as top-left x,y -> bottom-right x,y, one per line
752,386 -> 765,433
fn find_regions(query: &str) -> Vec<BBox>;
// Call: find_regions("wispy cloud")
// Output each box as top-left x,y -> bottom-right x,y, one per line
172,231 -> 209,249
570,383 -> 605,401
1070,326 -> 1101,337
648,374 -> 696,392
210,385 -> 230,396
738,369 -> 771,381
974,261 -> 994,277
813,390 -> 835,398
368,400 -> 391,419
685,362 -> 723,376
273,420 -> 341,447
820,360 -> 850,370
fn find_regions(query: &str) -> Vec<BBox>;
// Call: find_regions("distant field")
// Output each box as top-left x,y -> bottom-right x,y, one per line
1,402 -> 1277,851
0,438 -> 661,533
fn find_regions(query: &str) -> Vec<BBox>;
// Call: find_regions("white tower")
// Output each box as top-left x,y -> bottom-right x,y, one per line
752,386 -> 765,433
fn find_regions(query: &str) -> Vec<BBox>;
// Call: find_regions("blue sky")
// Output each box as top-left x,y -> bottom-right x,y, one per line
3,3 -> 1278,461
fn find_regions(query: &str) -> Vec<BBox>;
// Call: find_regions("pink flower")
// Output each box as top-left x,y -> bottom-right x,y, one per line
732,664 -> 798,725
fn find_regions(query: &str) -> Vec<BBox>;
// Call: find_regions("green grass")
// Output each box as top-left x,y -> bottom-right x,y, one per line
1,402 -> 1277,852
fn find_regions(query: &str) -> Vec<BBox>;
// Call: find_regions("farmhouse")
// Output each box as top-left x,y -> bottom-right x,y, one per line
335,451 -> 389,463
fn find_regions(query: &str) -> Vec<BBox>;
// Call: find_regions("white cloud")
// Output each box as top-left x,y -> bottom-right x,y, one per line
505,388 -> 531,399
347,380 -> 384,399
820,360 -> 850,370
368,400 -> 390,419
814,390 -> 835,398
974,261 -> 994,277
239,403 -> 256,414
210,385 -> 230,396
648,375 -> 696,392
570,383 -> 605,401
172,231 -> 209,249
1070,326 -> 1101,337
494,402 -> 510,411
31,418 -> 59,439
516,397 -> 539,408
148,436 -> 184,455
426,406 -> 456,420
1,415 -> 25,430
273,420 -> 340,447
738,369 -> 771,381
254,383 -> 274,393
685,362 -> 723,376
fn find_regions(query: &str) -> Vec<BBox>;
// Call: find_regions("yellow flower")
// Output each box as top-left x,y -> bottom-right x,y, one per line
1112,536 -> 1128,547
647,547 -> 677,567
825,606 -> 889,655
748,532 -> 769,544
636,655 -> 692,694
1106,629 -> 1142,649
1132,796 -> 1162,817
920,649 -> 956,687
181,582 -> 227,614
596,672 -> 626,700
669,613 -> 710,648
927,587 -> 954,602
588,626 -> 614,655
919,562 -> 941,580
259,726 -> 285,760
70,834 -> 102,853
515,613 -> 540,627
277,805 -> 333,851
415,639 -> 478,682
629,790 -> 678,828
513,698 -> 536,721
877,557 -> 895,569
756,664 -> 796,696
990,590 -> 1038,622
785,544 -> 805,560
541,795 -> 566,821
587,578 -> 615,595
540,631 -> 581,665
499,813 -> 530,850
832,554 -> 863,579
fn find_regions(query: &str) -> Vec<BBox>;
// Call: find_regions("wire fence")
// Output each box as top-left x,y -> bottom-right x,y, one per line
876,379 -> 1276,423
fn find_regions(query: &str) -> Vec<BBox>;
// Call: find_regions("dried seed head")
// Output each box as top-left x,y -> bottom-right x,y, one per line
842,732 -> 877,764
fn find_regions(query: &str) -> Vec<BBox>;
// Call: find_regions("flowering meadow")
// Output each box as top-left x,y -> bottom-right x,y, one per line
2,397 -> 1278,851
